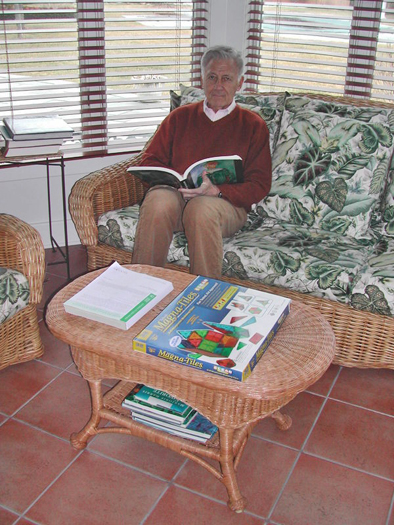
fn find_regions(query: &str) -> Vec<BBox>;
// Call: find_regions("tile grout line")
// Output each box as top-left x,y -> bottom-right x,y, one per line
139,458 -> 189,524
303,451 -> 394,483
87,430 -> 268,522
5,366 -> 71,420
324,395 -> 394,419
386,490 -> 394,525
86,446 -> 186,485
0,503 -> 21,525
14,448 -> 85,524
265,365 -> 343,522
10,416 -> 75,445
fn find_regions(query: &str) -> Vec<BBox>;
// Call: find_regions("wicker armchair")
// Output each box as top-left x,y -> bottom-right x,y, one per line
69,154 -> 147,272
0,214 -> 45,370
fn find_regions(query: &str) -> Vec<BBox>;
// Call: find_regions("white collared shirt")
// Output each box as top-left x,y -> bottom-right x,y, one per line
203,99 -> 236,122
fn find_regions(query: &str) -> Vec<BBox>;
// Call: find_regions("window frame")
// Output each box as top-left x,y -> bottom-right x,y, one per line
245,0 -> 393,103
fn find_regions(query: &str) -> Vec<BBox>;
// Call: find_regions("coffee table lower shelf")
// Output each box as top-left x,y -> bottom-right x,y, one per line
70,379 -> 292,513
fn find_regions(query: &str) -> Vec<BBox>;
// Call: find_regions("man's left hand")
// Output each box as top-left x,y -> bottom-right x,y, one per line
179,172 -> 219,200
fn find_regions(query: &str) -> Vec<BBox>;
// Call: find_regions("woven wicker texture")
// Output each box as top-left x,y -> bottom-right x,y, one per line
68,93 -> 394,371
0,214 -> 45,369
46,264 -> 335,511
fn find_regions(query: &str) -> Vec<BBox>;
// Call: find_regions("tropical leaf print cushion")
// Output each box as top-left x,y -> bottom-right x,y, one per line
381,202 -> 394,237
97,206 -> 191,267
234,91 -> 288,152
350,238 -> 394,316
0,268 -> 30,324
259,99 -> 394,239
222,222 -> 373,303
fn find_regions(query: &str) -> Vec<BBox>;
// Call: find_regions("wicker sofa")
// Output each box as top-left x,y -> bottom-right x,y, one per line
69,88 -> 394,371
0,214 -> 45,370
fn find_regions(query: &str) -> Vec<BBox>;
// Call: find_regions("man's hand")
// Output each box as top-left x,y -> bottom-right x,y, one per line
178,172 -> 220,200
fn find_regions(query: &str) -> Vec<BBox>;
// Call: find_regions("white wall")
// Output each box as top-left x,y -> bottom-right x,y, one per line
0,153 -> 132,247
0,1 -> 245,248
208,0 -> 248,60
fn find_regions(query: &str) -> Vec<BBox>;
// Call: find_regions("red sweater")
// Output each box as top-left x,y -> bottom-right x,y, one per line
140,101 -> 272,211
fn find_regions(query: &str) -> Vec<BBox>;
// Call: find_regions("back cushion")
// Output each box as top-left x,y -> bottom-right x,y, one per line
258,95 -> 394,239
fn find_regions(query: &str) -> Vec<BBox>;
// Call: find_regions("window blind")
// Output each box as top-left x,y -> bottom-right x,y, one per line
246,0 -> 393,102
0,0 -> 207,158
0,0 -> 80,154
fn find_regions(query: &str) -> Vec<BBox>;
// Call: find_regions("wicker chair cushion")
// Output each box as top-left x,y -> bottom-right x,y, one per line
97,205 -> 189,268
97,206 -> 377,306
349,237 -> 394,316
257,97 -> 394,240
0,268 -> 30,324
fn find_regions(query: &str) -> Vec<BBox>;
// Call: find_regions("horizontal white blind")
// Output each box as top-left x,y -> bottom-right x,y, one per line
0,0 -> 207,158
247,0 -> 393,102
369,2 -> 394,101
0,0 -> 80,156
87,0 -> 206,155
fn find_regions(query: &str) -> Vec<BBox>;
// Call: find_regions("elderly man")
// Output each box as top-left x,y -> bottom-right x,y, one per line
132,45 -> 272,279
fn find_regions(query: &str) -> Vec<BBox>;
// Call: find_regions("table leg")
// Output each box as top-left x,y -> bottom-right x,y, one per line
271,409 -> 292,430
219,427 -> 248,513
70,379 -> 103,450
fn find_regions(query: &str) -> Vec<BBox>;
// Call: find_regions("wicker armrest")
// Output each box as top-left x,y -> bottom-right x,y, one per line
0,214 -> 45,304
69,155 -> 147,247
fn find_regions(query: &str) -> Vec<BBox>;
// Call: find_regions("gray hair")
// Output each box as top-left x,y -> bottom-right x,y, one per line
201,45 -> 244,79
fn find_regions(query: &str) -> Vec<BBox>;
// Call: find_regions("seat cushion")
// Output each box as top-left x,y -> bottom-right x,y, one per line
0,268 -> 30,324
98,206 -> 374,306
350,237 -> 394,316
97,205 -> 190,268
223,216 -> 373,304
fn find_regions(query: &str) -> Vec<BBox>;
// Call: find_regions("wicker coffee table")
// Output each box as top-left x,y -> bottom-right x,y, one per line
46,264 -> 336,512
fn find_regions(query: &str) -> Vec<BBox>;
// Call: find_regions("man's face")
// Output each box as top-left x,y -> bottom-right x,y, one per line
202,58 -> 244,112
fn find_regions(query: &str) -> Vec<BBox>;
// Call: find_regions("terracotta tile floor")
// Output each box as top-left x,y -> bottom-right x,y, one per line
1,244 -> 393,525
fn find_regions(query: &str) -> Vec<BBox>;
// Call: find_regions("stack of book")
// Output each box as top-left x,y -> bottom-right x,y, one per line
0,115 -> 74,158
122,384 -> 218,443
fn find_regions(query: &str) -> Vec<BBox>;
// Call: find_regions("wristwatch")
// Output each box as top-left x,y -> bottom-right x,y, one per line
217,191 -> 223,198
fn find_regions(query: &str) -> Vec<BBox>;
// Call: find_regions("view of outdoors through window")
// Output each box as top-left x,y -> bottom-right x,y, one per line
257,1 -> 393,99
1,1 -> 196,156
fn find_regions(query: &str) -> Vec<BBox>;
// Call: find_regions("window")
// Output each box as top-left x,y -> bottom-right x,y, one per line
0,0 -> 207,157
246,0 -> 394,102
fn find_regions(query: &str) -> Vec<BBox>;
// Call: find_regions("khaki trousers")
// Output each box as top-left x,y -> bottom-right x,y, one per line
132,186 -> 247,279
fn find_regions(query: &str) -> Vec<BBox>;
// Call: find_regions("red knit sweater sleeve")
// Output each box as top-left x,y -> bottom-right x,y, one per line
139,101 -> 272,212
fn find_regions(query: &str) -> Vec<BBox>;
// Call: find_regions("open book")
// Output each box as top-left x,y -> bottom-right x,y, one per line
127,155 -> 243,189
63,262 -> 174,330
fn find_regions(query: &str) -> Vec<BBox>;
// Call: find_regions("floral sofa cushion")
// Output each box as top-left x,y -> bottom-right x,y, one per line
98,205 -> 374,305
170,84 -> 288,153
258,96 -> 394,239
350,237 -> 394,316
0,268 -> 30,324
98,206 -> 190,267
223,217 -> 374,304
380,199 -> 394,238
376,153 -> 394,238
300,94 -> 394,228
